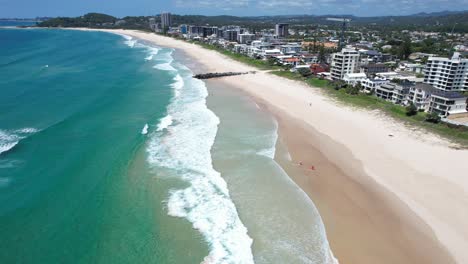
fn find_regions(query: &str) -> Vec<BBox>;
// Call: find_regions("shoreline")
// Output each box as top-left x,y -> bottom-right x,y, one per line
218,79 -> 454,263
65,28 -> 467,263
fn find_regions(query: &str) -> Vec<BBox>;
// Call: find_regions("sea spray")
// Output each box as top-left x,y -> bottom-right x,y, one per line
147,60 -> 254,263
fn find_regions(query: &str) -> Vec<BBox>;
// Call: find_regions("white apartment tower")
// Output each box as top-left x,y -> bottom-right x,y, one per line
161,12 -> 172,30
424,52 -> 468,92
330,48 -> 360,80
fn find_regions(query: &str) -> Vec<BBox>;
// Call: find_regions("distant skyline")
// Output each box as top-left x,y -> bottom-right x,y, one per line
1,0 -> 467,18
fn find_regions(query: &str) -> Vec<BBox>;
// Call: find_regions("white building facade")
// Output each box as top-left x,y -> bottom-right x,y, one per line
330,49 -> 360,80
161,12 -> 172,29
424,52 -> 468,92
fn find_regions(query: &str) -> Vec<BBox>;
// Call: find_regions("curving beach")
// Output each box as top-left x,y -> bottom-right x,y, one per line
77,28 -> 467,264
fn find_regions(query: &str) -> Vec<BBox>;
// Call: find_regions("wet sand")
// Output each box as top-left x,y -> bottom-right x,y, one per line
269,105 -> 455,264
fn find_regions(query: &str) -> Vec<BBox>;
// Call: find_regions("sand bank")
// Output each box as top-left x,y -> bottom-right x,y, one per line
74,28 -> 468,264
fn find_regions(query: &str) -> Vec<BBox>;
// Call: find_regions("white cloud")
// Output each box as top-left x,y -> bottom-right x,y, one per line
173,0 -> 468,15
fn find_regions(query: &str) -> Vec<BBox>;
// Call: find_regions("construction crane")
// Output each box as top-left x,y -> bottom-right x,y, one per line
326,17 -> 351,50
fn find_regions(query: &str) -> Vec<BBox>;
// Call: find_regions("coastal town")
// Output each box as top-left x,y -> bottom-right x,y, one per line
150,12 -> 468,126
3,4 -> 468,264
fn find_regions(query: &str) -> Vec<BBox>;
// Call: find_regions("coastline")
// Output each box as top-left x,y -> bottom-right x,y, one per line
67,28 -> 467,263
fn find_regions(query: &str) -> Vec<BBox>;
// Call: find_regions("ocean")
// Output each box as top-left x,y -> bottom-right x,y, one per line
0,27 -> 333,263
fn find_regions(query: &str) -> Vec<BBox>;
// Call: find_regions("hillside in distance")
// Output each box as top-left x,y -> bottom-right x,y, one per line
38,11 -> 468,33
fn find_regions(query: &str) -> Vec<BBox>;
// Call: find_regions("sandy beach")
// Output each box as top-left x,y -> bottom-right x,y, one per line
76,28 -> 468,263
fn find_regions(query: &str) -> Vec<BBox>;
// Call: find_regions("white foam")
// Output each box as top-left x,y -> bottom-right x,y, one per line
0,130 -> 19,155
171,75 -> 184,97
0,142 -> 18,155
153,63 -> 176,72
146,61 -> 254,263
257,118 -> 279,159
156,115 -> 173,132
0,128 -> 39,155
14,128 -> 39,134
145,47 -> 160,61
122,35 -> 137,48
141,124 -> 149,135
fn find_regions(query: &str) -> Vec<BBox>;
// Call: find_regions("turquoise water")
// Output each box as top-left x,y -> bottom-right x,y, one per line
0,28 -> 210,263
0,28 -> 334,264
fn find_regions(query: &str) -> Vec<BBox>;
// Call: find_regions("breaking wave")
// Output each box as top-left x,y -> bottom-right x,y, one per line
0,128 -> 38,155
145,47 -> 160,61
146,61 -> 254,263
122,35 -> 137,48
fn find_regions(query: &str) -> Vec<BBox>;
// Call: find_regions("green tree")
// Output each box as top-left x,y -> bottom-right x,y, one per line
425,112 -> 441,123
398,38 -> 412,60
405,103 -> 418,116
345,84 -> 360,95
297,67 -> 312,77
318,45 -> 326,63
267,57 -> 277,66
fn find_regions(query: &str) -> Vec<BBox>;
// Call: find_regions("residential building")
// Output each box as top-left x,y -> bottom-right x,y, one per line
403,63 -> 425,74
149,17 -> 157,31
262,49 -> 281,59
330,48 -> 360,80
275,23 -> 289,38
188,26 -> 219,38
361,77 -> 390,93
424,52 -> 468,92
301,54 -> 319,64
223,29 -> 239,42
375,81 -> 412,104
343,73 -> 367,86
279,43 -> 302,55
179,24 -> 188,34
359,50 -> 382,63
161,12 -> 172,30
360,63 -> 389,77
310,64 -> 329,75
376,72 -> 424,83
406,83 -> 438,111
238,33 -> 255,44
428,91 -> 468,117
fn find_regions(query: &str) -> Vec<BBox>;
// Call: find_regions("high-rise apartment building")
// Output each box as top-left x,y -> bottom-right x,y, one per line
424,52 -> 468,92
330,48 -> 360,80
275,23 -> 289,38
161,12 -> 172,30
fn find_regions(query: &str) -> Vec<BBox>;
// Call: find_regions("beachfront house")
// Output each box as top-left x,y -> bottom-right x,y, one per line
361,77 -> 390,93
343,72 -> 367,86
375,81 -> 412,104
406,83 -> 438,111
428,91 -> 468,117
262,49 -> 282,59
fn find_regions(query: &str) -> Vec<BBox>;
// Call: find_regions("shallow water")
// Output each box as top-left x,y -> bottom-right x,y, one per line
0,28 -> 333,264
207,82 -> 335,263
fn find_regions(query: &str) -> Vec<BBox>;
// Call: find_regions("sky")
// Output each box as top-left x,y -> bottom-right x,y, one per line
1,0 -> 467,18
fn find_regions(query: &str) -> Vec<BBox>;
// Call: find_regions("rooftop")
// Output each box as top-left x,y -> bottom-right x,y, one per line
414,83 -> 438,93
431,91 -> 467,99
